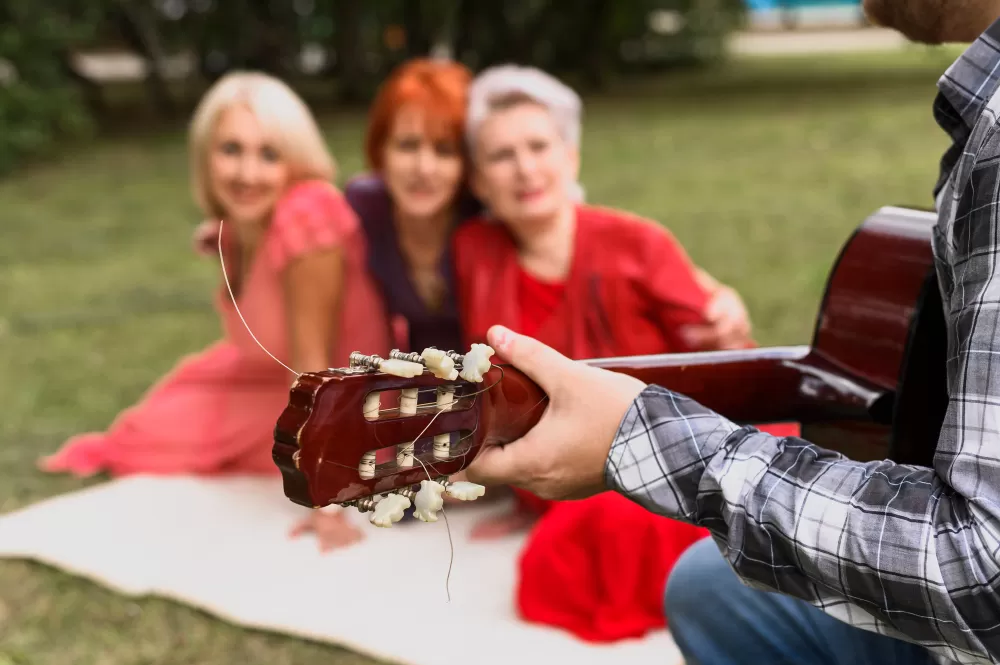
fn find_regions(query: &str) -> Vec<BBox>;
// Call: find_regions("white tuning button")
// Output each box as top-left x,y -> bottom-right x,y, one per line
370,494 -> 411,527
413,480 -> 446,522
378,359 -> 424,378
421,348 -> 459,380
446,481 -> 486,501
459,343 -> 495,383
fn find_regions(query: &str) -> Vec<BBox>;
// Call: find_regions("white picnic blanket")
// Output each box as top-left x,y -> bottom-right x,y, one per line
0,475 -> 681,665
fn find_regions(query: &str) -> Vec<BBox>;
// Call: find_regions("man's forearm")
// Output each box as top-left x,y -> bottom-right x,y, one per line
606,385 -> 994,663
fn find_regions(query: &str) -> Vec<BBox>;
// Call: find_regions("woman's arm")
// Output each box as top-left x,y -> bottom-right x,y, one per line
637,227 -> 751,352
282,248 -> 345,376
282,247 -> 365,552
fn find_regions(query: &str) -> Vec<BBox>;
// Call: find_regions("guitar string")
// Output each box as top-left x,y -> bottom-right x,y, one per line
218,219 -> 302,377
215,219 -> 496,601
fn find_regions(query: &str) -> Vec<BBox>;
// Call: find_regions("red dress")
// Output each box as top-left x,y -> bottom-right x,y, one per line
453,204 -> 799,642
41,181 -> 391,477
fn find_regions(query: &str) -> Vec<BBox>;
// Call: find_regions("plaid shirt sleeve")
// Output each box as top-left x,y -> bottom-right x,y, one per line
605,40 -> 1000,665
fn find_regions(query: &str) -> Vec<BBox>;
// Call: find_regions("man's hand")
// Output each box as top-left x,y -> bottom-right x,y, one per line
463,326 -> 646,500
681,271 -> 752,350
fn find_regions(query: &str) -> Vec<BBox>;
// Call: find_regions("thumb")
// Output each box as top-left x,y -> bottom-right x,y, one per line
487,325 -> 574,394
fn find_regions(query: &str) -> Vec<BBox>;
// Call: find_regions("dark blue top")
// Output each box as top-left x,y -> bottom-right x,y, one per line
344,174 -> 481,354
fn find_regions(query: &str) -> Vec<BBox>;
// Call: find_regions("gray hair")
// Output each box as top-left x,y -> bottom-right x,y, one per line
466,64 -> 585,202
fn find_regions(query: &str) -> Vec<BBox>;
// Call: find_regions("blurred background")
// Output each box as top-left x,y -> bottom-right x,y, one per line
0,0 -> 962,663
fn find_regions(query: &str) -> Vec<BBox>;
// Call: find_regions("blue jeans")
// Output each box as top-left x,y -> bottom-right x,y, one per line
664,538 -> 936,665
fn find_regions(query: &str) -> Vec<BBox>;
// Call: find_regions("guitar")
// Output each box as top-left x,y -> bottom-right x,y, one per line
272,205 -> 949,526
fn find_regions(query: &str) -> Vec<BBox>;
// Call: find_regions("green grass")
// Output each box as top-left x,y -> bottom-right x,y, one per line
0,46 -> 961,663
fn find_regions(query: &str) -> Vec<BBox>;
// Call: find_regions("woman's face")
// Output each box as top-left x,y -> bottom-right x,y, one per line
207,104 -> 292,225
381,104 -> 464,221
471,102 -> 578,227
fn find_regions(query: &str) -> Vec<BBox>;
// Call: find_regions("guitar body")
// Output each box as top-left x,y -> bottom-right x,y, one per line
799,206 -> 947,465
564,205 -> 947,466
272,206 -> 949,510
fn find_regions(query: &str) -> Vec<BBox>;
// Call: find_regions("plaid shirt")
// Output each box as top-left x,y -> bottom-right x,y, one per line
605,19 -> 1000,665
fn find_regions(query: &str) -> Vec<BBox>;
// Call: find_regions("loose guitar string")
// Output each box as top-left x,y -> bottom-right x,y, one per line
218,219 -> 302,377
216,219 -> 494,601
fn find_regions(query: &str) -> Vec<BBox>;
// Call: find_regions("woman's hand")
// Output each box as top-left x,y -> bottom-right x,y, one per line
289,508 -> 364,552
192,220 -> 221,256
681,270 -> 753,350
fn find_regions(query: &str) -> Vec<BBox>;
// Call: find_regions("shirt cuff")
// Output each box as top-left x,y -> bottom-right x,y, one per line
604,384 -> 741,519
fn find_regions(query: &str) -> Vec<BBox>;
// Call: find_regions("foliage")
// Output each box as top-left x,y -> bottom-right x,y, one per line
0,3 -> 107,176
0,0 -> 750,171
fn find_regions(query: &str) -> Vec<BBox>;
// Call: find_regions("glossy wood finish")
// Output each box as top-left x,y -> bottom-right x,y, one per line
801,206 -> 942,463
273,363 -> 547,507
273,206 -> 947,509
809,206 -> 938,391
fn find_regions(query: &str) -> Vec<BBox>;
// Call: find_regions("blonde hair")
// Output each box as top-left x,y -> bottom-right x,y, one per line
188,71 -> 336,219
465,64 -> 585,202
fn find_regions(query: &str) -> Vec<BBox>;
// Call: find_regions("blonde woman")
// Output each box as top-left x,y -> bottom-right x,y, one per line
41,72 -> 390,547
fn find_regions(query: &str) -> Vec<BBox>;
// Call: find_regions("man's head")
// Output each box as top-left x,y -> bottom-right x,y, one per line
863,0 -> 1000,44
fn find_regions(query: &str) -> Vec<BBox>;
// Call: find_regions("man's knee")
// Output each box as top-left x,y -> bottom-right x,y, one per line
664,537 -> 731,623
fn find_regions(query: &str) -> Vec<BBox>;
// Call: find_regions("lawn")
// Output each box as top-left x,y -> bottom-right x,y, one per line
0,45 -> 962,664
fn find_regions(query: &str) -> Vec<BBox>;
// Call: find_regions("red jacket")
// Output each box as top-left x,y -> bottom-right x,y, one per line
453,204 -> 800,643
453,203 -> 713,359
452,203 -> 717,642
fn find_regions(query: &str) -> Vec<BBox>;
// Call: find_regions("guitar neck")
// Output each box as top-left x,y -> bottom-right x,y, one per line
579,345 -> 885,425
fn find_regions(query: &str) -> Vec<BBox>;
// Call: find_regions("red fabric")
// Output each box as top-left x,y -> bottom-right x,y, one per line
513,269 -> 569,514
453,204 -> 801,642
517,492 -> 709,642
518,269 -> 566,336
454,204 -> 714,361
40,181 -> 391,478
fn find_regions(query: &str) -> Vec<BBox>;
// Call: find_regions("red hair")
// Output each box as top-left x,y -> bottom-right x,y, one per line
364,58 -> 473,171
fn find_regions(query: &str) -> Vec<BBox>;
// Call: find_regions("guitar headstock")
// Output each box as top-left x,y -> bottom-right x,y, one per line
272,345 -> 548,528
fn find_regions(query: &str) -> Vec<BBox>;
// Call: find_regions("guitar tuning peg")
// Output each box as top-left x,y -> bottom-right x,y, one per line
413,479 -> 446,522
444,480 -> 486,501
370,493 -> 411,527
349,351 -> 424,378
378,358 -> 424,378
420,348 -> 459,380
458,344 -> 495,383
389,348 -> 458,380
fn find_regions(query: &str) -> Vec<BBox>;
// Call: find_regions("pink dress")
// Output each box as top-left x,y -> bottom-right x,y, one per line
42,180 -> 391,477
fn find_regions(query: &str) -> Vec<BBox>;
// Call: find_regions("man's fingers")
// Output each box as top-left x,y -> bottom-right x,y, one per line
487,325 -> 574,393
465,437 -> 531,488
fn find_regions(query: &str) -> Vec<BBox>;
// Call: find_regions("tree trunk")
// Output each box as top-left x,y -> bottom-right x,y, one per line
579,0 -> 610,88
336,0 -> 365,103
114,0 -> 175,117
403,0 -> 430,57
452,0 -> 477,63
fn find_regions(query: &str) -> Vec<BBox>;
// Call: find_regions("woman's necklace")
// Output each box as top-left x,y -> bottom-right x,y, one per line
396,212 -> 451,313
401,239 -> 446,311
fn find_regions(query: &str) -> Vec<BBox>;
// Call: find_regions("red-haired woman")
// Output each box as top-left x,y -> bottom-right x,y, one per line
343,58 -> 480,354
